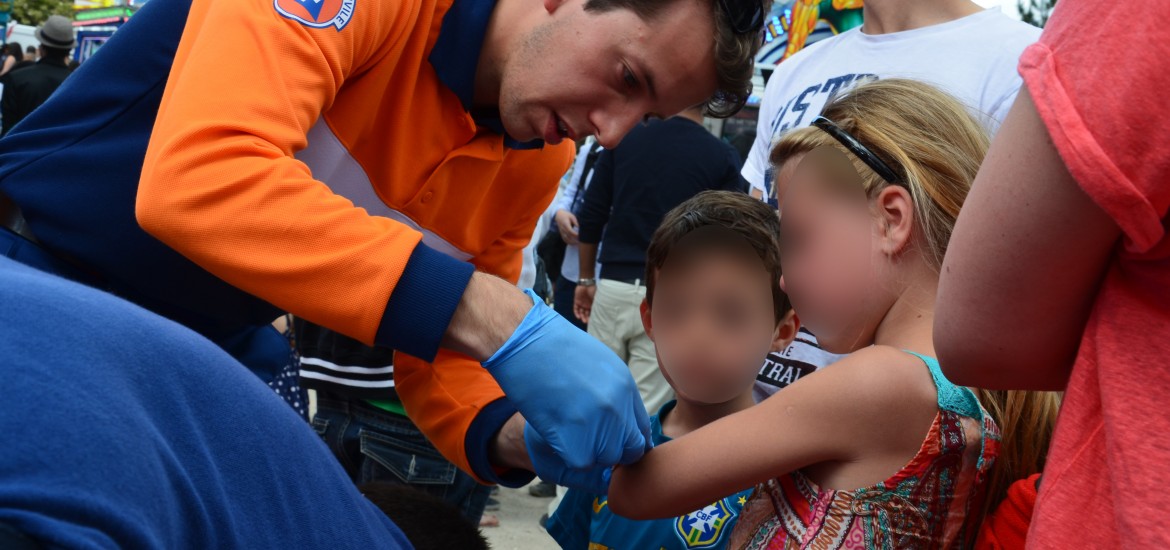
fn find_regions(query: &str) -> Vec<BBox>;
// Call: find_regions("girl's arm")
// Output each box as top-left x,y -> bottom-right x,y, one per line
608,346 -> 937,520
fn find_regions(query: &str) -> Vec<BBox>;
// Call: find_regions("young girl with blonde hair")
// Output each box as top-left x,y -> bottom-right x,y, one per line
608,78 -> 1059,549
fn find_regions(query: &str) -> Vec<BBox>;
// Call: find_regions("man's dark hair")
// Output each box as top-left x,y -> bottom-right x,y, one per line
645,190 -> 790,323
583,0 -> 769,118
358,482 -> 489,550
25,46 -> 36,56
39,46 -> 71,63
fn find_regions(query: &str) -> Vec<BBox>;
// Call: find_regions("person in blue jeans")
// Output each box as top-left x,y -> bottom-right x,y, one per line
296,319 -> 493,524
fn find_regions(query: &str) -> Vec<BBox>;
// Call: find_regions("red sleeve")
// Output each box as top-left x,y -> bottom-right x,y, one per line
1018,0 -> 1170,254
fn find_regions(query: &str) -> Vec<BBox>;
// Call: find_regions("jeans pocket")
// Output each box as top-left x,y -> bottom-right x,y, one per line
310,416 -> 330,439
359,429 -> 457,486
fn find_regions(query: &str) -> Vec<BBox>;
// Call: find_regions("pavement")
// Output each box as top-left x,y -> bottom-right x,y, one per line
482,481 -> 560,550
307,392 -> 559,549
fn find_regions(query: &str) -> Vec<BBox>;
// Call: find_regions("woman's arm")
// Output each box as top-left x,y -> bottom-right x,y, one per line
935,88 -> 1120,391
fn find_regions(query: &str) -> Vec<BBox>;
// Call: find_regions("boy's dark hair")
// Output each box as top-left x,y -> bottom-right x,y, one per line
645,190 -> 789,323
358,482 -> 489,550
583,0 -> 769,118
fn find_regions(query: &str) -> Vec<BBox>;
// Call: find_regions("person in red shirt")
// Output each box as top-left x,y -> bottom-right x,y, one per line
935,0 -> 1170,545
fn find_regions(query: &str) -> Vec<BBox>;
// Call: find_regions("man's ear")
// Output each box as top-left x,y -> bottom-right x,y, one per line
874,185 -> 915,257
640,298 -> 654,342
769,309 -> 800,353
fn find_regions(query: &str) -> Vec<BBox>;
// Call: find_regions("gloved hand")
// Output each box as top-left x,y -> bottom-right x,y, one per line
483,289 -> 652,471
525,423 -> 614,494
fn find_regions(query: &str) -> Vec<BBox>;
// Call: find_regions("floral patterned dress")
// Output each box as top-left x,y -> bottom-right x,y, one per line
730,353 -> 1000,550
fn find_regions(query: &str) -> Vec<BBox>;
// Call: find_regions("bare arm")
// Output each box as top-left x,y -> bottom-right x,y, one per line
608,347 -> 935,519
578,243 -> 598,280
489,413 -> 534,471
935,88 -> 1120,391
574,242 -> 599,323
441,272 -> 531,361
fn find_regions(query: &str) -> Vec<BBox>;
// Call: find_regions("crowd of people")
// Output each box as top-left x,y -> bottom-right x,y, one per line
0,16 -> 77,136
0,0 -> 1166,547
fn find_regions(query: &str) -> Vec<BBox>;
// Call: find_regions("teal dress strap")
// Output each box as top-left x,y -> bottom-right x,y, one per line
902,351 -> 983,421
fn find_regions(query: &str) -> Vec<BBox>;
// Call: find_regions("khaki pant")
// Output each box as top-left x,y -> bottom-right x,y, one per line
587,278 -> 673,415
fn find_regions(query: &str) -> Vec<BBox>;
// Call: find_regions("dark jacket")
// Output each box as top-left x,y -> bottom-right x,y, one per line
1,58 -> 71,135
577,116 -> 748,281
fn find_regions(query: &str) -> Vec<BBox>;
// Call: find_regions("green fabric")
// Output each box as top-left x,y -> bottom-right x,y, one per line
365,398 -> 408,417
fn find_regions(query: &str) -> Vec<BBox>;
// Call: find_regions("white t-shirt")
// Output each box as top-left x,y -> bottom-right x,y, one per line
548,136 -> 603,283
519,188 -> 558,290
753,328 -> 841,402
742,8 -> 1040,196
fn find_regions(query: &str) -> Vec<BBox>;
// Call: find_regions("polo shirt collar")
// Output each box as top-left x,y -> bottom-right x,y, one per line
428,0 -> 545,150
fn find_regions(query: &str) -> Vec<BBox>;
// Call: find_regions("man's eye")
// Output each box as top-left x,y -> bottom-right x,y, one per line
623,66 -> 638,88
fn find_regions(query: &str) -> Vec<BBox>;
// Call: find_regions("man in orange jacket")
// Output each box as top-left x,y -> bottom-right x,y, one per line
0,0 -> 766,491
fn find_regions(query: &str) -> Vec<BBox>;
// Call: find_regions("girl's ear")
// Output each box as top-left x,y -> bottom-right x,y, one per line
874,185 -> 915,257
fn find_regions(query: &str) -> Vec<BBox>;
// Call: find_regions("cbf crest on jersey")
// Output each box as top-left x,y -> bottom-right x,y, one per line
275,0 -> 355,31
675,499 -> 735,548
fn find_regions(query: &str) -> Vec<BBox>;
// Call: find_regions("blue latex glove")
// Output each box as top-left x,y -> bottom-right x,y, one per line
525,423 -> 614,494
483,289 -> 652,470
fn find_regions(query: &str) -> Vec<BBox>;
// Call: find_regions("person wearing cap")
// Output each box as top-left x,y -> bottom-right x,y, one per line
0,0 -> 770,495
0,15 -> 75,135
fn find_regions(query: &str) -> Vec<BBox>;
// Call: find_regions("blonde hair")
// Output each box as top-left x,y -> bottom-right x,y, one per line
769,78 -> 1062,518
770,78 -> 986,270
974,389 -> 1062,518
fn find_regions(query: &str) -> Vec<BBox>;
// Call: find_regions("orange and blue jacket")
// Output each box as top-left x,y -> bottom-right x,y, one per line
0,0 -> 572,484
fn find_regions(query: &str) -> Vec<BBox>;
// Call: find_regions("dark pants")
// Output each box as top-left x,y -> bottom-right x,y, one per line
312,392 -> 492,524
553,274 -> 586,331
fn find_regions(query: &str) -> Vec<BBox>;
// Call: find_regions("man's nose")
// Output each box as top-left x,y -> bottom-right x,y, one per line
592,104 -> 647,149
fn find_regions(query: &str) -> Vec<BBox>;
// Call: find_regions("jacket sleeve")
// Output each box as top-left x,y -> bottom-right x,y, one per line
395,150 -> 571,485
137,0 -> 472,362
576,148 -> 615,245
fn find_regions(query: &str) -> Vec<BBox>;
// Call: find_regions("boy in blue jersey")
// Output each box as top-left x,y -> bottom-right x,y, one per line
546,190 -> 797,549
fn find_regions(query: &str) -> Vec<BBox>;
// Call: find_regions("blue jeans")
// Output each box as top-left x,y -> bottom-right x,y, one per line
312,392 -> 492,523
553,274 -> 586,331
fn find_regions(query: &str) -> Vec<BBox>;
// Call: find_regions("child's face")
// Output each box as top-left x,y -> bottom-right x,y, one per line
769,152 -> 805,210
643,248 -> 783,405
776,151 -> 895,354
